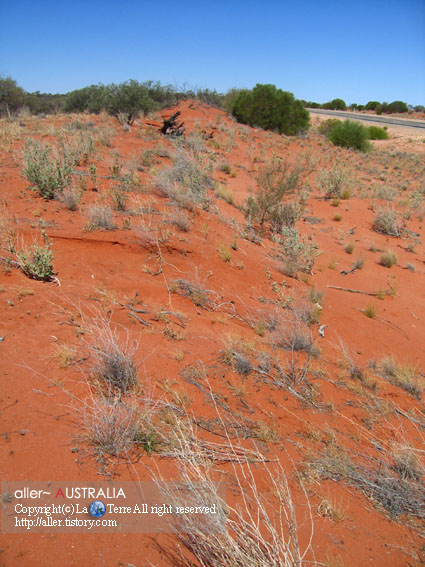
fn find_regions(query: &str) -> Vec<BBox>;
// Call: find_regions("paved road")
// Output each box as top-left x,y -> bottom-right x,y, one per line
307,108 -> 425,130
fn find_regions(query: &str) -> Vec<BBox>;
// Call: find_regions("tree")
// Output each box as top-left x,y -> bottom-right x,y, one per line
387,100 -> 408,113
0,76 -> 26,115
232,84 -> 309,135
323,98 -> 346,111
366,101 -> 380,111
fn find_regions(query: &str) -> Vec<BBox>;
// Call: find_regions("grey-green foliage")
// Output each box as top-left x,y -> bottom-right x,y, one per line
17,229 -> 55,281
23,140 -> 75,199
245,157 -> 312,232
156,148 -> 213,210
279,227 -> 321,276
317,165 -> 352,199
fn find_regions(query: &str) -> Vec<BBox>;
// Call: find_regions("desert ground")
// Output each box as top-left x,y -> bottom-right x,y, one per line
1,101 -> 424,566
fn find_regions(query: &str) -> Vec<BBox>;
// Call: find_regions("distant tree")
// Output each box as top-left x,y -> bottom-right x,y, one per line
323,98 -> 347,111
0,76 -> 26,115
375,102 -> 388,115
64,84 -> 107,113
414,105 -> 425,112
349,103 -> 359,110
387,100 -> 408,113
232,84 -> 309,135
365,101 -> 380,111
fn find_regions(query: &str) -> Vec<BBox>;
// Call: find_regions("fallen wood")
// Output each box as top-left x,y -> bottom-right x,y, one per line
161,111 -> 185,137
327,285 -> 392,297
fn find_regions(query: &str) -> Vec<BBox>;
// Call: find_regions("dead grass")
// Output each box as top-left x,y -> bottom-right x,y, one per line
379,356 -> 423,399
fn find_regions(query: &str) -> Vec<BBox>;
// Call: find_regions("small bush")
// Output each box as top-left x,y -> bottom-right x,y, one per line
368,126 -> 389,140
168,208 -> 191,232
215,184 -> 235,205
156,148 -> 212,210
16,231 -> 55,281
110,184 -> 128,211
84,397 -> 143,457
327,120 -> 371,152
344,241 -> 355,254
245,158 -> 306,232
318,119 -> 340,136
380,250 -> 397,268
59,184 -> 81,211
90,327 -> 138,394
279,227 -> 321,276
217,243 -> 232,263
87,205 -> 116,231
363,304 -> 377,319
380,357 -> 423,399
373,207 -> 402,236
317,165 -> 352,199
23,140 -> 74,199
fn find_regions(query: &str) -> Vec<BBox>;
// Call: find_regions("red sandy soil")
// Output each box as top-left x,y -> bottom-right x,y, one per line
0,101 -> 424,566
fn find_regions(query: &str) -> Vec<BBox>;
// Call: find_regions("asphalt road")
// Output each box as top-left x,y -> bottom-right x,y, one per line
307,108 -> 425,130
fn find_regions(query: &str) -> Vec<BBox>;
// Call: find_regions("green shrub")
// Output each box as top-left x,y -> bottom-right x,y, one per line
327,120 -> 371,152
231,83 -> 309,135
368,126 -> 389,140
365,101 -> 380,111
317,119 -> 340,136
23,140 -> 74,199
16,230 -> 55,281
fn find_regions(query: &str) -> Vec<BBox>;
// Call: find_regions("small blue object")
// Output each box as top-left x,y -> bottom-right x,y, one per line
89,500 -> 106,518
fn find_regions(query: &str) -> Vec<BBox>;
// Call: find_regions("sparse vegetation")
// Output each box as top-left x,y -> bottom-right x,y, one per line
317,165 -> 353,199
156,147 -> 212,210
23,139 -> 75,199
379,250 -> 397,268
278,227 -> 321,276
379,357 -> 423,399
87,204 -> 116,231
373,207 -> 403,236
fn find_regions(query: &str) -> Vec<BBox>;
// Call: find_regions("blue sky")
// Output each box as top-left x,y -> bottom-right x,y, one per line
1,0 -> 424,105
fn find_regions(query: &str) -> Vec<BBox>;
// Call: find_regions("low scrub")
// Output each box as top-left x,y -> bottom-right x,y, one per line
278,227 -> 321,276
326,120 -> 371,152
379,356 -> 423,399
306,444 -> 425,521
317,164 -> 353,199
373,207 -> 403,236
368,126 -> 389,140
245,157 -> 311,232
0,215 -> 55,282
87,205 -> 116,231
156,148 -> 212,210
23,140 -> 75,199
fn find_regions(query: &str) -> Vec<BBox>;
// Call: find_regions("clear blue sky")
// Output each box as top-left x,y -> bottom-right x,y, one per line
1,0 -> 424,105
